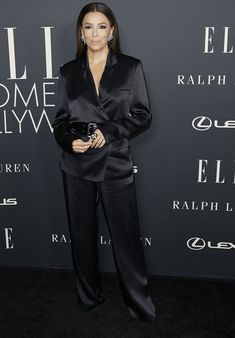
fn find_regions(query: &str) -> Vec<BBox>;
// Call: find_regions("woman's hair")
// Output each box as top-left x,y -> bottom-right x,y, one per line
76,2 -> 121,58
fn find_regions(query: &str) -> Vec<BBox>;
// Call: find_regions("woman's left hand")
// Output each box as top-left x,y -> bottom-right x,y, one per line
90,129 -> 106,148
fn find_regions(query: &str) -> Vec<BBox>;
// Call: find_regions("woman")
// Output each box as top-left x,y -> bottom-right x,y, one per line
53,2 -> 156,323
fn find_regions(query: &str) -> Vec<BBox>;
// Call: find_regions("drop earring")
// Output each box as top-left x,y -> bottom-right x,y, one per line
81,34 -> 86,45
108,35 -> 113,43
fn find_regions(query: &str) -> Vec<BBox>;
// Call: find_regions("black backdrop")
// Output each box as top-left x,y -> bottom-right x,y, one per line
0,0 -> 234,280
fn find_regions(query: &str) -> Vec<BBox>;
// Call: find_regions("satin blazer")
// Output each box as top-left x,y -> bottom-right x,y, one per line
53,45 -> 152,182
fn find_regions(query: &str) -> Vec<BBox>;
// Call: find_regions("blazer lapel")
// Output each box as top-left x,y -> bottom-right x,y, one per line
80,45 -> 119,105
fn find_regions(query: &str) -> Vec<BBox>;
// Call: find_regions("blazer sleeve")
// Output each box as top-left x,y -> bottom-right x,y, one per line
98,59 -> 152,144
52,67 -> 77,155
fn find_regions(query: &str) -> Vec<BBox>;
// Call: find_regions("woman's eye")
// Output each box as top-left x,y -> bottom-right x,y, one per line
84,25 -> 106,30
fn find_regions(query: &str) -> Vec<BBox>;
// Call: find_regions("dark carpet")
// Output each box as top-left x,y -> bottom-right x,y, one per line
0,267 -> 234,338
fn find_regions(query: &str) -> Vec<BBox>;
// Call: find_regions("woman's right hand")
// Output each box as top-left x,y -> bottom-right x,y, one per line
72,138 -> 92,153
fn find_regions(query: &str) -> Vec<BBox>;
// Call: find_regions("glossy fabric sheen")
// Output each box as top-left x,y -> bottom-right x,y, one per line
53,45 -> 152,182
53,45 -> 156,321
62,171 -> 156,322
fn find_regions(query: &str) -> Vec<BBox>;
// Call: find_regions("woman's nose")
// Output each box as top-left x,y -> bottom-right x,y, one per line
92,28 -> 98,37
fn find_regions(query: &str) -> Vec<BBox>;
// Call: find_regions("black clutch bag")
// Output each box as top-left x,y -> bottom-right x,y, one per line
70,122 -> 98,141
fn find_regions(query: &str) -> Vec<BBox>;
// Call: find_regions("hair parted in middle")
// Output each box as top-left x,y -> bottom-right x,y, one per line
75,2 -> 121,58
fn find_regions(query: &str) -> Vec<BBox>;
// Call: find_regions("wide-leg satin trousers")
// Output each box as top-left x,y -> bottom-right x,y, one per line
61,169 -> 156,322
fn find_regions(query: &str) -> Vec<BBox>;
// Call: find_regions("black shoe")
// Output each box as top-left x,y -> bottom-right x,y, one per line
142,315 -> 156,323
79,302 -> 96,311
97,296 -> 106,304
128,306 -> 156,323
77,295 -> 106,311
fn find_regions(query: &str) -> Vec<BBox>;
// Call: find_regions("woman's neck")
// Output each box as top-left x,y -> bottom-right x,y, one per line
87,45 -> 109,65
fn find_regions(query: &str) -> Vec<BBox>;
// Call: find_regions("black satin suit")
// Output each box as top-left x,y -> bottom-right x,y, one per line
53,45 -> 156,322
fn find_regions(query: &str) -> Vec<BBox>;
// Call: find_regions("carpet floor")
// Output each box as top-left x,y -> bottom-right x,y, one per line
0,267 -> 234,338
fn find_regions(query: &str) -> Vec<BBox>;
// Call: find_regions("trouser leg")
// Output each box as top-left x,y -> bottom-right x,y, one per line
97,175 -> 156,322
61,170 -> 103,308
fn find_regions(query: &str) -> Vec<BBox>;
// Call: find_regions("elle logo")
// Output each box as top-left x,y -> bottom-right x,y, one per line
204,27 -> 234,53
4,228 -> 14,249
2,26 -> 58,79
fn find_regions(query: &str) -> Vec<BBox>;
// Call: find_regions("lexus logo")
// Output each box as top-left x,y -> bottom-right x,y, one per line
0,198 -> 17,206
187,237 -> 206,250
192,116 -> 235,131
187,237 -> 235,250
192,116 -> 212,131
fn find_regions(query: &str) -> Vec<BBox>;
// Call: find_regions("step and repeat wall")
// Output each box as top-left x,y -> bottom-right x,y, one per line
0,0 -> 234,279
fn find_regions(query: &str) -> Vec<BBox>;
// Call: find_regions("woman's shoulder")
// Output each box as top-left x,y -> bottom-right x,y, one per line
59,49 -> 142,75
115,49 -> 141,67
59,58 -> 78,75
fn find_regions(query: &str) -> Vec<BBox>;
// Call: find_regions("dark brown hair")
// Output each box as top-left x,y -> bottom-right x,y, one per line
75,2 -> 121,58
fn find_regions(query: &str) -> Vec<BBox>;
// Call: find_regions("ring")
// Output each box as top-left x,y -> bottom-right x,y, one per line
90,133 -> 98,140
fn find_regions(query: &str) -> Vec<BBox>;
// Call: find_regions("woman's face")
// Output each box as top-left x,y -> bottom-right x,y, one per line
81,12 -> 114,51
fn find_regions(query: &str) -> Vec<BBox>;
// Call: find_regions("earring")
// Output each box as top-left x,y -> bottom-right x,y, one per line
108,35 -> 113,43
81,34 -> 86,44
